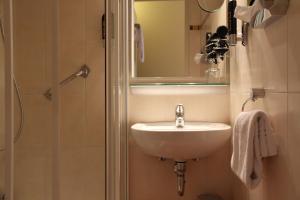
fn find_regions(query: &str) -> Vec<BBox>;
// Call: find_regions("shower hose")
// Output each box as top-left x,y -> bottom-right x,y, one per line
0,17 -> 25,151
0,77 -> 24,151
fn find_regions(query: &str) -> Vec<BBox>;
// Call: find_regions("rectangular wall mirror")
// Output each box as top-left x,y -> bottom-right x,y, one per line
131,0 -> 230,85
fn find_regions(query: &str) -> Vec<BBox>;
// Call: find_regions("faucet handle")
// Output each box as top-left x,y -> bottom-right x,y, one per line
176,104 -> 184,117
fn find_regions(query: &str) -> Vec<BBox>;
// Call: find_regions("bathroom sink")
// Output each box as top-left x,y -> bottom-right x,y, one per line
131,122 -> 231,161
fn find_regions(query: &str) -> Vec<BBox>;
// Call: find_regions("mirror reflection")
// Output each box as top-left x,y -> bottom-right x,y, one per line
132,0 -> 229,84
197,0 -> 225,12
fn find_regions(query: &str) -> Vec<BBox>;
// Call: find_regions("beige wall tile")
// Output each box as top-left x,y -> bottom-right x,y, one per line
85,43 -> 105,146
248,182 -> 267,200
258,17 -> 288,92
129,92 -> 230,124
16,95 -> 53,147
60,147 -> 85,200
129,140 -> 233,200
14,0 -> 49,93
60,0 -> 85,96
61,94 -> 85,147
60,146 -> 105,200
14,147 -> 52,200
82,146 -> 106,200
232,177 -> 249,200
60,0 -> 85,43
287,0 -> 300,92
288,93 -> 300,199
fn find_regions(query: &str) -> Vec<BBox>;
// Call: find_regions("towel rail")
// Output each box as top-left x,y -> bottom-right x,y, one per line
241,88 -> 265,112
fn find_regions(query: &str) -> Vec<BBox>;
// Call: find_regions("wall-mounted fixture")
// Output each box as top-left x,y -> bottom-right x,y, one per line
44,65 -> 90,100
253,0 -> 289,28
233,0 -> 289,46
241,88 -> 266,112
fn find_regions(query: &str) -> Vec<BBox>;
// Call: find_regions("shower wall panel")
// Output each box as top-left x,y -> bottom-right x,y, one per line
59,0 -> 105,199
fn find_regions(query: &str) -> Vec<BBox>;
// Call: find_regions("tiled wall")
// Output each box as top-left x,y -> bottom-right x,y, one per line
230,0 -> 300,199
59,0 -> 105,199
128,87 -> 235,200
2,0 -> 106,199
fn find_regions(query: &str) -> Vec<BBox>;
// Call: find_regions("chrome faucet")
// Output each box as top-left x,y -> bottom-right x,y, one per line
175,104 -> 184,128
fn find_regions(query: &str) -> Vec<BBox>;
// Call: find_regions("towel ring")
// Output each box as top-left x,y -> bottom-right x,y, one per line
241,88 -> 265,112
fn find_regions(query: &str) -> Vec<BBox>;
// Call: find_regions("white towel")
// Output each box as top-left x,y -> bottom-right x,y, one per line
231,110 -> 277,189
234,0 -> 263,23
134,24 -> 145,63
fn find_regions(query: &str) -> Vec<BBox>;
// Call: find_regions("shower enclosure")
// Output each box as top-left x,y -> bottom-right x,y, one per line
0,0 -> 128,199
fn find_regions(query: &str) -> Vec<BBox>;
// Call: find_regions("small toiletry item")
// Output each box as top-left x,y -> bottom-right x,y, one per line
234,0 -> 263,23
194,53 -> 203,64
242,22 -> 249,46
228,0 -> 237,46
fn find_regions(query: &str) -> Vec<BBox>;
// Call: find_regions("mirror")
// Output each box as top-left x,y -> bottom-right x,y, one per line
132,0 -> 229,85
197,0 -> 225,13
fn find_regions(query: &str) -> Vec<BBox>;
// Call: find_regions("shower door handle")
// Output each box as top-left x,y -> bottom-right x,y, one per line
101,14 -> 106,47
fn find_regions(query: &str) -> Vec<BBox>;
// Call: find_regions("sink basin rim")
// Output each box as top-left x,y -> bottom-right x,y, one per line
131,121 -> 231,133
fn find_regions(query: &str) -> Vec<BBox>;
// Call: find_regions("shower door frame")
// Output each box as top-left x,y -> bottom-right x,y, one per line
106,0 -> 130,200
3,0 -> 14,199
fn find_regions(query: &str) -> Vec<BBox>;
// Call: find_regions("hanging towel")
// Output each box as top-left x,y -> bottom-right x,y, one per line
231,109 -> 277,189
234,0 -> 263,23
134,24 -> 145,63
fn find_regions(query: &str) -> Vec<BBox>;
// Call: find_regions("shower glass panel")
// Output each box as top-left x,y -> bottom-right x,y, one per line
1,0 -> 106,199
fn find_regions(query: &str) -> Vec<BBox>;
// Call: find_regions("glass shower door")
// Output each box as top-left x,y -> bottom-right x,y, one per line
1,0 -> 107,199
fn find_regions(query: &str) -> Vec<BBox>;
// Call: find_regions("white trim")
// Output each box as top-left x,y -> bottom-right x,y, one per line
106,0 -> 129,200
130,85 -> 229,95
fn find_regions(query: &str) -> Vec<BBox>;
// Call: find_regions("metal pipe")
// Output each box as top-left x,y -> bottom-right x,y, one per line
174,162 -> 186,196
44,65 -> 90,100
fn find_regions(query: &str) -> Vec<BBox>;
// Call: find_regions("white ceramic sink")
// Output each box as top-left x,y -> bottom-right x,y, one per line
131,122 -> 231,161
